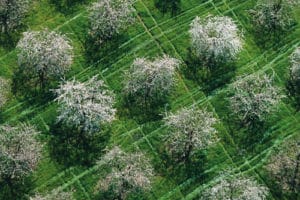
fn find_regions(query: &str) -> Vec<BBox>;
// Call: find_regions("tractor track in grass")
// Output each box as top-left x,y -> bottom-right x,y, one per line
3,32 -> 298,123
139,1 -> 300,199
1,0 -> 300,199
7,30 -> 300,197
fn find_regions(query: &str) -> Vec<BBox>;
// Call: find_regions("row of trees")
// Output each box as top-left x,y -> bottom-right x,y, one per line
0,117 -> 297,199
0,0 -> 299,199
1,0 -> 299,42
91,135 -> 299,199
4,17 -> 286,134
0,0 -> 136,44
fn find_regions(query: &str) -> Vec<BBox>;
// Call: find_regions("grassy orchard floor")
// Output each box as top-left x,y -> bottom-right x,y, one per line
0,0 -> 300,199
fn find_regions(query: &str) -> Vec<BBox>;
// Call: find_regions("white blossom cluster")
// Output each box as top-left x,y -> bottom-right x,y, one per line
0,0 -> 30,33
89,0 -> 135,43
0,77 -> 9,108
200,174 -> 269,200
267,138 -> 300,193
164,107 -> 218,162
97,146 -> 153,199
54,75 -> 116,133
123,55 -> 180,103
189,15 -> 242,63
0,123 -> 41,180
17,29 -> 73,87
290,47 -> 300,81
230,74 -> 283,124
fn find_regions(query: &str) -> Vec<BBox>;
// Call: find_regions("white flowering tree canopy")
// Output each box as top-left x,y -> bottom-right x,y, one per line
189,15 -> 242,63
290,47 -> 300,81
200,174 -> 269,200
123,55 -> 180,103
97,146 -> 154,199
230,74 -> 283,124
0,0 -> 30,33
17,29 -> 73,89
0,77 -> 9,108
0,123 -> 41,181
54,75 -> 116,133
89,0 -> 135,43
267,138 -> 300,193
30,189 -> 73,200
164,107 -> 218,163
250,0 -> 299,32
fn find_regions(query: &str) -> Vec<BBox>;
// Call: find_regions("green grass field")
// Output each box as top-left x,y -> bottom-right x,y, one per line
0,0 -> 300,199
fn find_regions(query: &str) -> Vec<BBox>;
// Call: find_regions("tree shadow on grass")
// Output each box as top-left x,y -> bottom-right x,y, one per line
159,146 -> 208,184
0,34 -> 16,50
48,122 -> 110,167
11,61 -> 61,103
286,79 -> 300,111
10,71 -> 57,115
240,121 -> 267,152
154,0 -> 181,16
118,95 -> 169,124
211,93 -> 269,154
0,177 -> 33,200
0,28 -> 25,50
84,33 -> 128,68
251,22 -> 297,50
224,112 -> 270,154
184,48 -> 237,95
263,173 -> 286,200
49,0 -> 89,15
95,186 -> 149,200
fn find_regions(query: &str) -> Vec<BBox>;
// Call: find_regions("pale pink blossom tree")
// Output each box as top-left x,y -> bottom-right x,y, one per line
54,75 -> 116,133
250,0 -> 299,33
17,29 -> 73,90
164,107 -> 218,163
0,123 -> 42,182
89,0 -> 135,44
123,55 -> 180,104
0,0 -> 30,34
267,138 -> 300,195
96,146 -> 154,199
230,74 -> 283,126
200,173 -> 269,200
189,15 -> 242,64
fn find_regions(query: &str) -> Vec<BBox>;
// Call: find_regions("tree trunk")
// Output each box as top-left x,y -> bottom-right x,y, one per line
229,184 -> 234,200
3,0 -> 10,36
38,70 -> 46,92
180,131 -> 194,164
